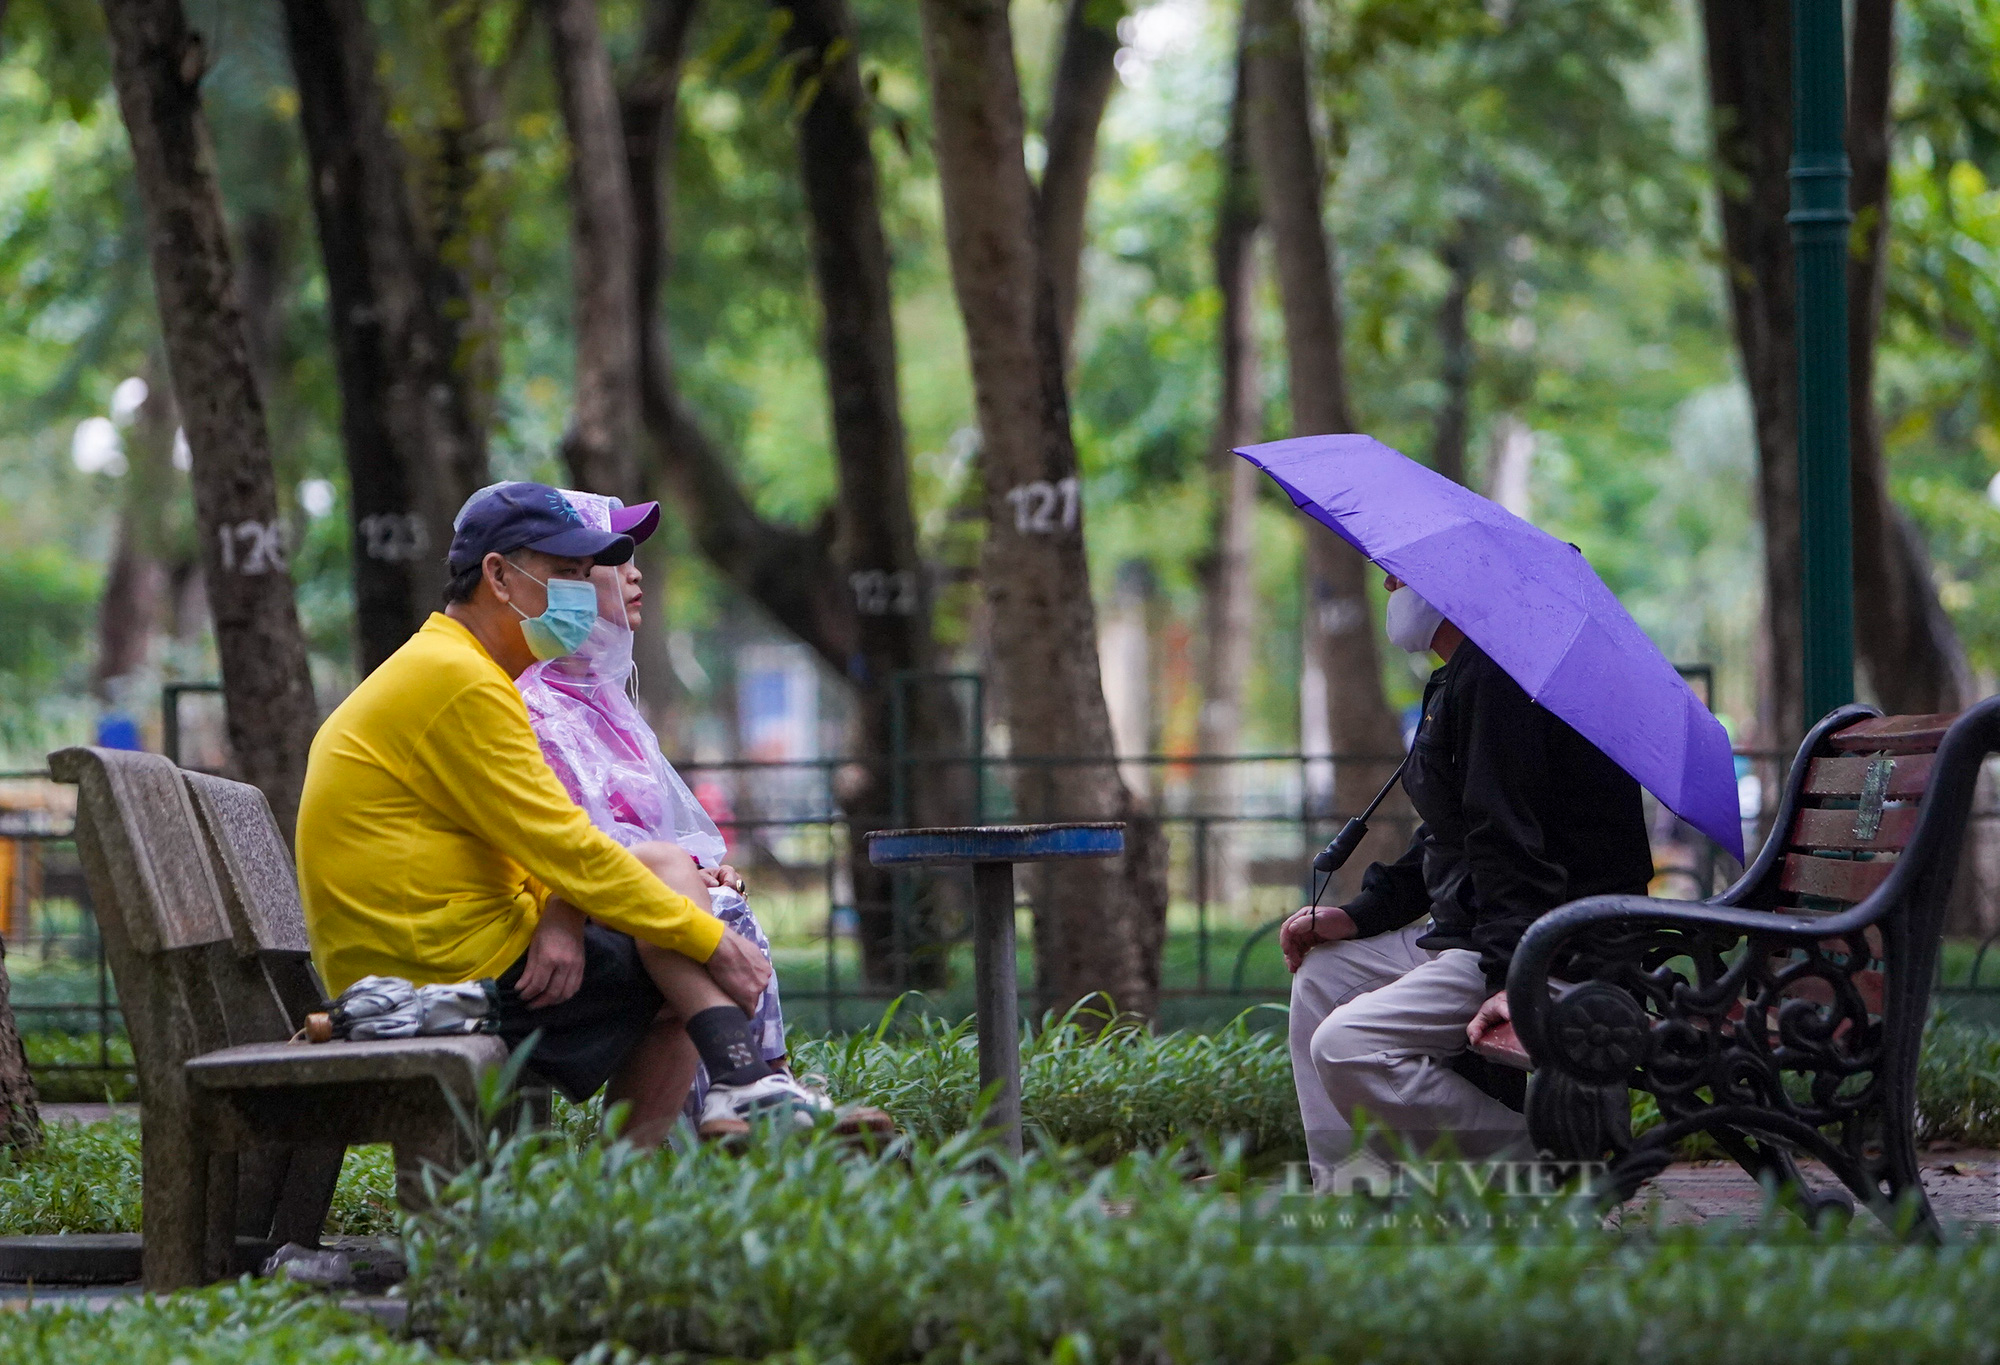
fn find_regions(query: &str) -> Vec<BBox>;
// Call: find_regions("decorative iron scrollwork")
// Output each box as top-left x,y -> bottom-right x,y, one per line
1547,980 -> 1649,1083
1538,914 -> 1892,1214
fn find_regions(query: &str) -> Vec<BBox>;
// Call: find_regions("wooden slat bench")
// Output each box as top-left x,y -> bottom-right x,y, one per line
1496,702 -> 2000,1237
50,746 -> 513,1290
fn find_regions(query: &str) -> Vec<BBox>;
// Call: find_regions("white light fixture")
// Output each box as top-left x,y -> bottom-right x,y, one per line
72,417 -> 127,476
298,478 -> 337,519
109,376 -> 150,427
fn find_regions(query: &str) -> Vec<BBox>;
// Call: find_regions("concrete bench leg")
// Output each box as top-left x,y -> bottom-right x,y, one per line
394,1128 -> 468,1212
268,1144 -> 347,1247
141,1110 -> 209,1291
202,1148 -> 240,1282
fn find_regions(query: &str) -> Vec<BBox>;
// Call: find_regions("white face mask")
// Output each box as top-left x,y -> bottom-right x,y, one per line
1384,585 -> 1447,655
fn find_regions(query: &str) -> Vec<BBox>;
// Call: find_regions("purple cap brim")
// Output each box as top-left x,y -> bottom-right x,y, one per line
524,527 -> 634,565
609,500 -> 661,544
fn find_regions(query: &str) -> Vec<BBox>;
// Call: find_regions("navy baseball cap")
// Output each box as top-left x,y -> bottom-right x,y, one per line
447,482 -> 635,573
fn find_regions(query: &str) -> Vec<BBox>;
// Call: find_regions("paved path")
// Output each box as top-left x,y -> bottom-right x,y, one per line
1637,1145 -> 1998,1229
40,1103 -> 133,1127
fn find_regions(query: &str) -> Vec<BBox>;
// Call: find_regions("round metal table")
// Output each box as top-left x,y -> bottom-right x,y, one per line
865,822 -> 1126,1154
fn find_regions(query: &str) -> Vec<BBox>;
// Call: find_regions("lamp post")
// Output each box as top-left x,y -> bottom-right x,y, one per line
1791,0 -> 1856,719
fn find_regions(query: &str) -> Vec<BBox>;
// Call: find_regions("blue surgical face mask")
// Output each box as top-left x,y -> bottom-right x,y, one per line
505,559 -> 600,661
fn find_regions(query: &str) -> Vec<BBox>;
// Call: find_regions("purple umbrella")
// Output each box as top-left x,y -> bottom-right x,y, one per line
1238,433 -> 1743,862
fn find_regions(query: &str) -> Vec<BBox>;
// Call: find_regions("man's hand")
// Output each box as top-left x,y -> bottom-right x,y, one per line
1280,905 -> 1356,974
1466,990 -> 1511,1048
515,900 -> 587,1009
700,863 -> 746,894
704,927 -> 772,1015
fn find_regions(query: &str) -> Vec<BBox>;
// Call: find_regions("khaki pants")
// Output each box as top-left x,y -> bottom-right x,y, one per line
1289,926 -> 1528,1186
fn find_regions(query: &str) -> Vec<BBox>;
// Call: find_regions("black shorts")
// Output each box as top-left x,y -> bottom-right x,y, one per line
493,922 -> 665,1102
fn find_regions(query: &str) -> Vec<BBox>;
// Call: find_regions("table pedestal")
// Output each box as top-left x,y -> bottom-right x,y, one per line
972,862 -> 1021,1153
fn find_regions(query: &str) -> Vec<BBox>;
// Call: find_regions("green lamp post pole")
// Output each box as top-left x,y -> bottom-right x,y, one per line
1791,0 -> 1856,720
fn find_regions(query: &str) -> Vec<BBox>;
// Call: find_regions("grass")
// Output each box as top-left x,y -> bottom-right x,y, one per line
18,1031 -> 134,1103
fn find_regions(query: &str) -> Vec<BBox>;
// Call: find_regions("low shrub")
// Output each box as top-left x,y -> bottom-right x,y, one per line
1917,1015 -> 2000,1147
0,1115 -> 140,1235
790,1002 -> 1301,1159
0,1279 -> 436,1365
5,1010 -> 1998,1240
0,1118 -> 398,1237
406,1127 -> 2000,1365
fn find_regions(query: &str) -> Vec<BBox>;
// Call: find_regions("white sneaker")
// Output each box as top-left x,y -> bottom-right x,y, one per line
795,1071 -> 896,1139
697,1071 -> 838,1139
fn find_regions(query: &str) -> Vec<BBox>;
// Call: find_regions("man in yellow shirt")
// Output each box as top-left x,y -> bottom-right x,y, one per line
298,482 -> 832,1141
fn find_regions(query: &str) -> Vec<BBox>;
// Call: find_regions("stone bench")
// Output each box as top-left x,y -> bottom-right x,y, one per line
48,746 -> 512,1289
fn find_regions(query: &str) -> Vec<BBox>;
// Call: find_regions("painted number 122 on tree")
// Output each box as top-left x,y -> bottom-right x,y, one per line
1005,477 -> 1079,535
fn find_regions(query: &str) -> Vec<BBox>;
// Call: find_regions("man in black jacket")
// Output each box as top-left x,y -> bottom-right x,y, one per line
1284,574 -> 1653,1175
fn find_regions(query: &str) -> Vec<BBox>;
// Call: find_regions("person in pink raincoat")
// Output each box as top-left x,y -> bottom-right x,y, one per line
510,488 -> 887,1137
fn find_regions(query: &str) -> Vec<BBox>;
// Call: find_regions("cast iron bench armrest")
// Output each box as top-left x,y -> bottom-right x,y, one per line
1504,893 -> 1846,1072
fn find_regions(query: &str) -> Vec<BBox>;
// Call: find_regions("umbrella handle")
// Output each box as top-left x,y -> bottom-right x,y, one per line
1312,817 -> 1372,875
1311,754 -> 1411,874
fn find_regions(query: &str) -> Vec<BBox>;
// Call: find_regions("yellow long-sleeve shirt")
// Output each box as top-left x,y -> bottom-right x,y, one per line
297,612 -> 723,995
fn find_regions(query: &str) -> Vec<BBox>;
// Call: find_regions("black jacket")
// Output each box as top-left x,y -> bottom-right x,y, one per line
1343,639 -> 1653,989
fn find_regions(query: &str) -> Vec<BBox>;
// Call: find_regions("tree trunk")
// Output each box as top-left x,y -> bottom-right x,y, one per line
919,0 -> 1166,1021
542,0 -> 644,502
1847,0 -> 1972,715
627,0 -> 975,985
1842,0 -> 1983,935
621,0 -> 702,748
429,0 -> 521,452
0,938 -> 38,1153
1430,219 -> 1477,487
93,525 -> 166,699
624,0 -> 701,442
103,0 -> 319,835
233,206 -> 287,395
1195,46 -> 1261,908
1701,0 -> 1805,754
777,0 -> 968,987
1036,0 -> 1121,360
624,0 -> 846,670
279,0 -> 482,671
1242,0 -> 1405,888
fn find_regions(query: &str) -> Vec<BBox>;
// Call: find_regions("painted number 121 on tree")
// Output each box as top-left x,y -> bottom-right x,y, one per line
1005,476 -> 1080,535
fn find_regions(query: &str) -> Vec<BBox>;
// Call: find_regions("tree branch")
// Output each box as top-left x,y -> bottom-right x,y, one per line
1036,0 -> 1121,360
